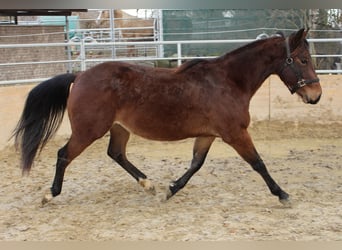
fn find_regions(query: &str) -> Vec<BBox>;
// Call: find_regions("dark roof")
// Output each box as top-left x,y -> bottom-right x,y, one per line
0,9 -> 87,17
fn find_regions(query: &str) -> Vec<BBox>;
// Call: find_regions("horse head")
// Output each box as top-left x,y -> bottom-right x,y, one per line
278,28 -> 322,104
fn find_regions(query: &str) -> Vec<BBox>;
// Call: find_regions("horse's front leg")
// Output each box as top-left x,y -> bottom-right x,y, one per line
166,136 -> 215,199
107,124 -> 156,195
223,128 -> 290,206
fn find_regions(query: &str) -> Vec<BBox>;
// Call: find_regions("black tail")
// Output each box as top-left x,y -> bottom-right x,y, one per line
12,73 -> 77,174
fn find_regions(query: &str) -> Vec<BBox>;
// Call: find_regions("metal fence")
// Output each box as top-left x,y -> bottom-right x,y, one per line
1,38 -> 342,86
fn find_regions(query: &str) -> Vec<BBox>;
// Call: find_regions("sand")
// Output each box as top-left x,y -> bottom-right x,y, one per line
0,121 -> 341,240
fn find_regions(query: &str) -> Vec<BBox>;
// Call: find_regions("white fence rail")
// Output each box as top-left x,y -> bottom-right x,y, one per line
1,38 -> 342,85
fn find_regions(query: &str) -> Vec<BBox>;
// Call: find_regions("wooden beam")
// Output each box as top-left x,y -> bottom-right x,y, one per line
0,9 -> 87,17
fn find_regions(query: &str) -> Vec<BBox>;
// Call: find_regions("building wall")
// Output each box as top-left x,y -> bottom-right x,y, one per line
0,25 -> 67,81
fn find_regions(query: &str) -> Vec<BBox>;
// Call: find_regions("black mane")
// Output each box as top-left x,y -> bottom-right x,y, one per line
175,58 -> 208,73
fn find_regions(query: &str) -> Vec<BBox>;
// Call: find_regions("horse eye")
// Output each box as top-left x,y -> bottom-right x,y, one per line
300,59 -> 308,65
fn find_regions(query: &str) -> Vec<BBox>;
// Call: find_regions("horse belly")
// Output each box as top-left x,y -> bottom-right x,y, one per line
115,109 -> 212,141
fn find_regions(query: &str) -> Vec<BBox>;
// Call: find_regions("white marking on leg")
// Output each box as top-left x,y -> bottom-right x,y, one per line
41,192 -> 53,206
165,187 -> 173,200
138,178 -> 156,195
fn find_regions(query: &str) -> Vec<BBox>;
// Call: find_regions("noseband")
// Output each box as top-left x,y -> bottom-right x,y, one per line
282,37 -> 320,94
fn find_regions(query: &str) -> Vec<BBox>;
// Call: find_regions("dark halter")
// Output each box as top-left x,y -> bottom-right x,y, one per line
282,37 -> 320,94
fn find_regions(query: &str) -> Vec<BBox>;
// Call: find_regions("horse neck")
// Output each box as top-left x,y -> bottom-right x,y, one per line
221,37 -> 285,98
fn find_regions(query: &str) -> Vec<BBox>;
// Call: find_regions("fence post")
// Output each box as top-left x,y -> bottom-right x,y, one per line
336,63 -> 341,75
109,9 -> 116,58
80,39 -> 86,71
177,42 -> 182,66
65,16 -> 72,73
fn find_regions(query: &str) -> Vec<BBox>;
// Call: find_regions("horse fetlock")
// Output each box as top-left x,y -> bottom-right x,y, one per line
278,190 -> 292,207
138,178 -> 156,195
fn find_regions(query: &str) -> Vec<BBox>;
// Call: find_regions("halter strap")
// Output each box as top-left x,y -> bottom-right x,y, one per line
283,37 -> 320,94
285,37 -> 292,59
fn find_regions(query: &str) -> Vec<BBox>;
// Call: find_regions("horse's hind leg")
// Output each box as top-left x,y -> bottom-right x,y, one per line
107,124 -> 156,195
42,134 -> 98,205
166,136 -> 215,199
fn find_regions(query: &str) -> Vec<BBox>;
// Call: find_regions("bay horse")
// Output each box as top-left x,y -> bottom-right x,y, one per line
13,28 -> 321,206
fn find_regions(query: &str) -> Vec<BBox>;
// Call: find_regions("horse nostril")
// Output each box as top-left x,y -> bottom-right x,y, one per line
309,94 -> 321,104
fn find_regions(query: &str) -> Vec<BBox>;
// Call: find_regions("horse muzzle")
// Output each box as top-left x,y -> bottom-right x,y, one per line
296,81 -> 322,105
306,93 -> 321,104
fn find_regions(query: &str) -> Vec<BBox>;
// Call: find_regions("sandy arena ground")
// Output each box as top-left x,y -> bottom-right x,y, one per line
0,121 -> 341,241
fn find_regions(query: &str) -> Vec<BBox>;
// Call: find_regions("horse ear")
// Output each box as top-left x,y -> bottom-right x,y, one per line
304,28 -> 310,37
290,28 -> 306,50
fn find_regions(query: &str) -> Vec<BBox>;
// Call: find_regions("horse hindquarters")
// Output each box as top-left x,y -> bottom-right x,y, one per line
42,80 -> 120,204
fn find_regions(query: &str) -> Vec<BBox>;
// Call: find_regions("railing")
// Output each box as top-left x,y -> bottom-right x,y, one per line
70,26 -> 157,42
1,38 -> 342,85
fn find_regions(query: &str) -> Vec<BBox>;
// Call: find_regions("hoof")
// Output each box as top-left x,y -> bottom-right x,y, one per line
165,188 -> 173,200
279,197 -> 292,208
159,189 -> 170,203
165,181 -> 177,200
41,193 -> 53,206
278,191 -> 292,207
138,178 -> 156,195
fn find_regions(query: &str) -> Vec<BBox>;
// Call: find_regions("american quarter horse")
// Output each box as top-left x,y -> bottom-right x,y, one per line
13,28 -> 322,206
